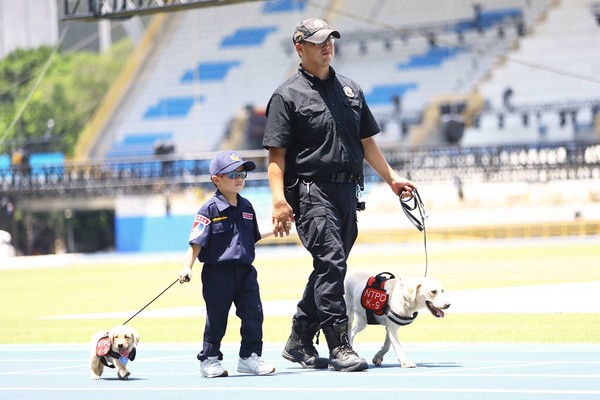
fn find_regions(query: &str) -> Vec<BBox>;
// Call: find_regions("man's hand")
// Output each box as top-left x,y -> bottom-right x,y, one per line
391,176 -> 417,199
272,199 -> 294,237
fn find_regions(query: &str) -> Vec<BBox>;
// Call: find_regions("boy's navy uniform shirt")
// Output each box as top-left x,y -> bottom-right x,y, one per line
189,190 -> 261,266
262,65 -> 380,181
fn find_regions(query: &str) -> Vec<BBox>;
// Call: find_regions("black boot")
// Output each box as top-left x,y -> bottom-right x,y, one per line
322,323 -> 368,372
282,317 -> 329,369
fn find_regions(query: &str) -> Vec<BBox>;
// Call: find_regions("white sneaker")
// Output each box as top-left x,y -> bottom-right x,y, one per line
237,353 -> 275,375
199,356 -> 228,378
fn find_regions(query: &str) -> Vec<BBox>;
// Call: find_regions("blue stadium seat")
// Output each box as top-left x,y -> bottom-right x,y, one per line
262,0 -> 307,13
450,8 -> 522,33
29,152 -> 65,175
0,154 -> 10,170
365,83 -> 419,105
398,47 -> 466,70
144,97 -> 199,119
180,61 -> 241,83
221,26 -> 277,47
479,8 -> 522,29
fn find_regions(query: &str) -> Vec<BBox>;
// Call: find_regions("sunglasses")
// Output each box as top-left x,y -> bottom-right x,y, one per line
304,38 -> 335,48
222,171 -> 248,179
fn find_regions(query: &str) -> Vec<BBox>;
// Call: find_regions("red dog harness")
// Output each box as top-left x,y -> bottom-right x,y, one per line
95,334 -> 136,368
361,273 -> 419,326
361,272 -> 394,316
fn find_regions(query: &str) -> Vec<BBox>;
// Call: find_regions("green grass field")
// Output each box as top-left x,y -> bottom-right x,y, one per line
1,239 -> 599,344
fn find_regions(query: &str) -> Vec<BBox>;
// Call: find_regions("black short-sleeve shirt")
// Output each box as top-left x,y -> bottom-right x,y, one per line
262,65 -> 380,180
188,190 -> 260,266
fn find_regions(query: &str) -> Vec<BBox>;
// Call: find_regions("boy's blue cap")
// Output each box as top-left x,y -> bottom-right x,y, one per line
209,150 -> 256,176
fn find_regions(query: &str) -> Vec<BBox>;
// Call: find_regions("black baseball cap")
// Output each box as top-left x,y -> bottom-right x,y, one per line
293,18 -> 341,45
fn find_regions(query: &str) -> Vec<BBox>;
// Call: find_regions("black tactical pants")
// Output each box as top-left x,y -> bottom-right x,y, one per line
293,180 -> 358,327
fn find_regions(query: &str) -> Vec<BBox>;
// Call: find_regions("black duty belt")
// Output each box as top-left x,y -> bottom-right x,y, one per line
290,171 -> 362,184
328,171 -> 361,183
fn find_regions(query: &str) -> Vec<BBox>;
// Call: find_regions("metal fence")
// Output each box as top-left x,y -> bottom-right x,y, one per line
1,142 -> 599,200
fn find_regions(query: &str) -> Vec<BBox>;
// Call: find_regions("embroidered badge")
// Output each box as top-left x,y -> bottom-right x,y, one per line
361,273 -> 394,315
230,153 -> 241,161
189,214 -> 211,241
293,31 -> 305,43
242,212 -> 254,220
343,86 -> 355,98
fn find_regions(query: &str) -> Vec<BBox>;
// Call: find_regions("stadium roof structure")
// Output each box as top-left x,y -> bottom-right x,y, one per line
61,0 -> 263,21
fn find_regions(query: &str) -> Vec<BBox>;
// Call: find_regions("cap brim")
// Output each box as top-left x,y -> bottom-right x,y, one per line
242,160 -> 256,172
303,29 -> 340,44
219,160 -> 256,174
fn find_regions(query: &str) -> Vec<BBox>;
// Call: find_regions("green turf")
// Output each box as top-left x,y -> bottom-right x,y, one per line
1,239 -> 599,344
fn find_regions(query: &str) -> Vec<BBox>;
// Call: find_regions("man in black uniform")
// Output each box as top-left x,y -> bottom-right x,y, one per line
262,18 -> 417,372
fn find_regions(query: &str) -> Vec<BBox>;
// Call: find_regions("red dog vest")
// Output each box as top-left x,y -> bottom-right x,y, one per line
96,335 -> 112,357
361,272 -> 395,316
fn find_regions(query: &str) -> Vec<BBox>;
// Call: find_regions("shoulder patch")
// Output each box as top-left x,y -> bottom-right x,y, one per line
189,214 -> 211,241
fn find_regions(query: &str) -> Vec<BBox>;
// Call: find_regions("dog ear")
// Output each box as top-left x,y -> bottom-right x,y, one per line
128,347 -> 137,361
404,283 -> 421,308
129,327 -> 140,344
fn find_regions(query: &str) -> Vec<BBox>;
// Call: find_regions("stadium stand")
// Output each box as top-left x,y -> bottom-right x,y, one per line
463,0 -> 600,145
87,0 -> 554,158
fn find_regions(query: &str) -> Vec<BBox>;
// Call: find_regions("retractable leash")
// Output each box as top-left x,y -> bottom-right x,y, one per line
399,188 -> 429,277
122,278 -> 179,326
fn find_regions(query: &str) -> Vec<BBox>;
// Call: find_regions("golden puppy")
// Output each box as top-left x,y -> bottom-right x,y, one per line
90,325 -> 140,380
345,271 -> 450,368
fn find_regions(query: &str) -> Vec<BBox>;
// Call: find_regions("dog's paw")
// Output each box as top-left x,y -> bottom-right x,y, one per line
372,356 -> 383,366
90,374 -> 101,380
401,360 -> 416,368
118,370 -> 131,380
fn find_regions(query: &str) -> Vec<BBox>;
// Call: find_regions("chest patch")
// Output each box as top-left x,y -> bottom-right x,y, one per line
96,336 -> 112,357
242,212 -> 253,220
343,86 -> 355,98
361,272 -> 394,315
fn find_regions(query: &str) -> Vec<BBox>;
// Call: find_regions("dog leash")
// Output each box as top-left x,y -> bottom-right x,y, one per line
122,278 -> 179,326
399,188 -> 429,277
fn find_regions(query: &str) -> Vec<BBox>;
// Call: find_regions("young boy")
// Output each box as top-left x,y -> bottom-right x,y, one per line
179,150 -> 275,378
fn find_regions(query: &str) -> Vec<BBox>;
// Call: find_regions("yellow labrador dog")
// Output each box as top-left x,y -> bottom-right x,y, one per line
90,325 -> 140,380
345,271 -> 450,368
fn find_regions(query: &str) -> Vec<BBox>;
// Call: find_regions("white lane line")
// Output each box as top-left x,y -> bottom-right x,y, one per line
0,387 -> 599,395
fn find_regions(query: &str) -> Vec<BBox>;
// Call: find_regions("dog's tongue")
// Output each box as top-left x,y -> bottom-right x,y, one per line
119,349 -> 130,358
438,309 -> 445,318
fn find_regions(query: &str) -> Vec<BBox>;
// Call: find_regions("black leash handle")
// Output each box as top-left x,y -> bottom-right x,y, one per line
122,278 -> 179,326
399,189 -> 429,277
400,189 -> 426,231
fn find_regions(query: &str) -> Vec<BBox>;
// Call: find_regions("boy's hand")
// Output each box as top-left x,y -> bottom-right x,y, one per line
179,266 -> 192,284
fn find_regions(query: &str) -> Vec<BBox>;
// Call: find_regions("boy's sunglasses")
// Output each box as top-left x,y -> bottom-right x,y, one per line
223,171 -> 247,179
